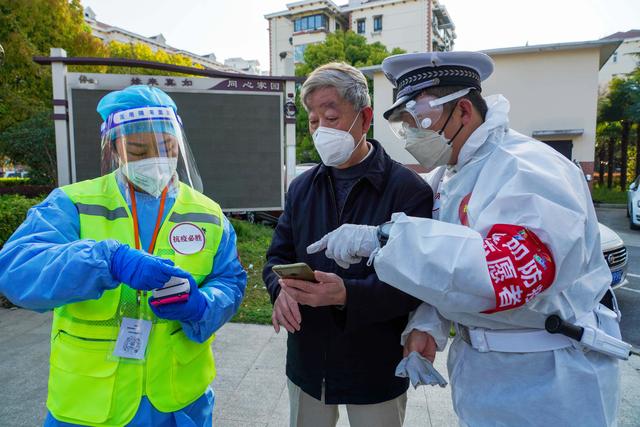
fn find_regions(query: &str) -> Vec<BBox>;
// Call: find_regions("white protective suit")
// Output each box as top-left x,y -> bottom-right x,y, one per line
375,95 -> 621,426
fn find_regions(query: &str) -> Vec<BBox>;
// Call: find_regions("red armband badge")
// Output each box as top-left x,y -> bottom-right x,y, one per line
482,224 -> 556,313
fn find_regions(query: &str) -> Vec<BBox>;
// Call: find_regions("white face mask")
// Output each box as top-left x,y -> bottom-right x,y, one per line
404,127 -> 453,170
122,157 -> 178,197
312,113 -> 365,167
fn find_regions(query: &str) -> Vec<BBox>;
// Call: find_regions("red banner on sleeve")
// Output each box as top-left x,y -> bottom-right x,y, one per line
482,224 -> 556,313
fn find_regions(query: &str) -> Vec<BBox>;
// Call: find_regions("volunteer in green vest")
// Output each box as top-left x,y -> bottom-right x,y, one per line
0,85 -> 247,427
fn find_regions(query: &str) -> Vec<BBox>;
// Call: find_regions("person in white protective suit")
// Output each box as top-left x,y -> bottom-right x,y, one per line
306,51 -> 622,426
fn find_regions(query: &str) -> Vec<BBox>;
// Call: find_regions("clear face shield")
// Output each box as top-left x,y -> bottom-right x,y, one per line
100,106 -> 203,198
387,88 -> 473,139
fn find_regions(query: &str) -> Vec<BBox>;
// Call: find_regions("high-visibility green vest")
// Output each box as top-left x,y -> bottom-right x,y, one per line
47,172 -> 224,426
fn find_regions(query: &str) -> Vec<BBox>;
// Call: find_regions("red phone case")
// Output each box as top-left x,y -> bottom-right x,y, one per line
149,293 -> 189,307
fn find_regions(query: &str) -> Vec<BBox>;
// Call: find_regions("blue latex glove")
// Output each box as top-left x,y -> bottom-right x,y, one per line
149,275 -> 207,322
110,244 -> 190,291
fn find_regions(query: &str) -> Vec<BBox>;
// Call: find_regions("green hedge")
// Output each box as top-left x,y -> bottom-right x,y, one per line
0,185 -> 54,198
0,177 -> 30,187
0,195 -> 43,247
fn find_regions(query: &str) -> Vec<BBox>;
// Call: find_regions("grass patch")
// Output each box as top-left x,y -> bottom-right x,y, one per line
229,218 -> 274,325
592,183 -> 627,204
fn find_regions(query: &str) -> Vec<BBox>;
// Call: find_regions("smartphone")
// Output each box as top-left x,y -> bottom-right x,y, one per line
150,276 -> 191,306
272,262 -> 317,282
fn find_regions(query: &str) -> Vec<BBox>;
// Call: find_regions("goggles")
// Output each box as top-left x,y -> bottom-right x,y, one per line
387,88 -> 473,139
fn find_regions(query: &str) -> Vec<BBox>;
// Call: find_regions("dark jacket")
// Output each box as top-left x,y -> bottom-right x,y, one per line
263,139 -> 433,404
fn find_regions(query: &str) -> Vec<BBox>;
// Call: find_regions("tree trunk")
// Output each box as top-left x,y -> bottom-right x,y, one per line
636,123 -> 640,179
620,121 -> 630,190
607,136 -> 615,189
598,144 -> 606,186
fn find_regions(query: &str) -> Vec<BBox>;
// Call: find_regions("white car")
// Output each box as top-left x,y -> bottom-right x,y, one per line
628,175 -> 640,230
598,223 -> 628,289
295,163 -> 318,178
3,170 -> 29,178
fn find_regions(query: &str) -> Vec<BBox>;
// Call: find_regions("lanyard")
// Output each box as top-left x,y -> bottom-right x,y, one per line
128,183 -> 168,307
128,182 -> 168,253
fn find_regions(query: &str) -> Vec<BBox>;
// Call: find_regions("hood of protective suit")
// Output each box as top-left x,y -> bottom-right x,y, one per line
454,94 -> 510,171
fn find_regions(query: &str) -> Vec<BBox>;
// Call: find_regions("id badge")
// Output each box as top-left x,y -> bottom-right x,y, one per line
112,317 -> 152,361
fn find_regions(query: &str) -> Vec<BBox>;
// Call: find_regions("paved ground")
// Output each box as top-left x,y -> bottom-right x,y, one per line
596,207 -> 640,347
1,207 -> 639,426
1,311 -> 639,427
210,323 -> 456,427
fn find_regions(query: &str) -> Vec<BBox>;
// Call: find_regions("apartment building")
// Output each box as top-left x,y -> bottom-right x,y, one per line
224,58 -> 263,75
265,0 -> 455,75
83,7 -> 238,73
599,29 -> 640,91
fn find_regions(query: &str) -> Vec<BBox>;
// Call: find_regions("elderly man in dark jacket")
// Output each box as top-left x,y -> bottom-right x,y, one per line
262,62 -> 434,427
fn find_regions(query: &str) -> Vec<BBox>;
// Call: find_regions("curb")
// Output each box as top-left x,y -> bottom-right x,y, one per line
594,203 -> 626,209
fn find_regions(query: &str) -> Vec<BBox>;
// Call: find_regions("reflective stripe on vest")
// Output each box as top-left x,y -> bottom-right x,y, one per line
169,212 -> 220,225
47,172 -> 223,426
75,203 -> 129,220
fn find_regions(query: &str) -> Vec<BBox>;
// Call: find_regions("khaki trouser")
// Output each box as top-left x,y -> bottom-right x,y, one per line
287,379 -> 407,427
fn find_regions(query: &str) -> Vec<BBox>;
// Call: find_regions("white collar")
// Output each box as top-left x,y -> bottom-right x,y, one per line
453,94 -> 511,172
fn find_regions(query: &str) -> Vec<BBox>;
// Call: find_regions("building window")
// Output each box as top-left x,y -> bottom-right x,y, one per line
336,21 -> 341,31
294,14 -> 327,32
373,15 -> 382,32
357,18 -> 366,34
612,52 -> 618,63
294,44 -> 308,63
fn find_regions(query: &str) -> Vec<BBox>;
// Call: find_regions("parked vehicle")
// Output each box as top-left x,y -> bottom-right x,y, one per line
2,170 -> 29,178
598,223 -> 628,289
295,163 -> 318,178
628,175 -> 640,230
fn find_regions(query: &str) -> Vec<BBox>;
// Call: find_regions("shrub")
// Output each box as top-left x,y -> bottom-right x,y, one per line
0,111 -> 56,185
0,177 -> 30,187
0,194 -> 43,247
0,185 -> 54,198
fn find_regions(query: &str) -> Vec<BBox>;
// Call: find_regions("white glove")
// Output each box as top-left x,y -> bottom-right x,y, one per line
395,351 -> 448,389
307,224 -> 379,269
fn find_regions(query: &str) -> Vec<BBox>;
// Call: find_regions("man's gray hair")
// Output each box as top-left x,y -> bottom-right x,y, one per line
300,62 -> 371,112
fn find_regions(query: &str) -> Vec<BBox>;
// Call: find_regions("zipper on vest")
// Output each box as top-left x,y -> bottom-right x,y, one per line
55,329 -> 116,343
142,353 -> 148,397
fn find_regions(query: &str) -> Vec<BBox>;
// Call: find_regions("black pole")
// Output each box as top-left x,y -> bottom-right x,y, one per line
32,55 -> 304,83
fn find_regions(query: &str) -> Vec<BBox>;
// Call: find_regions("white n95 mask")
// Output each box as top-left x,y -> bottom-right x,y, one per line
122,157 -> 178,197
312,113 -> 365,167
404,127 -> 453,171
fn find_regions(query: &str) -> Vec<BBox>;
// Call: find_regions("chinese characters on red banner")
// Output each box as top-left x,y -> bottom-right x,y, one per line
482,224 -> 555,313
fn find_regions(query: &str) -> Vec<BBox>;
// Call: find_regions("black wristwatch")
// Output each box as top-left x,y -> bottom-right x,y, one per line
377,221 -> 394,247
